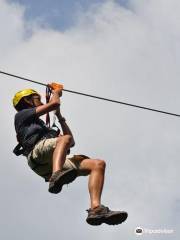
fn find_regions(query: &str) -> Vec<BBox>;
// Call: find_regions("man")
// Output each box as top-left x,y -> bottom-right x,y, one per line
13,83 -> 128,226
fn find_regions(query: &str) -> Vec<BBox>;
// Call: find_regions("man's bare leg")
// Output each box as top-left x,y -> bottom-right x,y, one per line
79,159 -> 106,209
52,135 -> 72,173
49,135 -> 77,194
79,158 -> 128,225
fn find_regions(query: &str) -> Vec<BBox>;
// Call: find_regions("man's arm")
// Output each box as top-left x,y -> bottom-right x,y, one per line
55,107 -> 75,147
36,89 -> 61,117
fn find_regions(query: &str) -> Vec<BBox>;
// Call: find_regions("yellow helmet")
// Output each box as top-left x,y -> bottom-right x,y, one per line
13,89 -> 39,107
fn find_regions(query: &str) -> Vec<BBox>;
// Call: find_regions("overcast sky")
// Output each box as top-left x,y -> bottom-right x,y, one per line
0,0 -> 179,239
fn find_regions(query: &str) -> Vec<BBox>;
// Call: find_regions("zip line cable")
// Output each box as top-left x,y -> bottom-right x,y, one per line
0,70 -> 180,118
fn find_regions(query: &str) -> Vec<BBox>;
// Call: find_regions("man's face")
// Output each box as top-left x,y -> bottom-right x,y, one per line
31,94 -> 43,107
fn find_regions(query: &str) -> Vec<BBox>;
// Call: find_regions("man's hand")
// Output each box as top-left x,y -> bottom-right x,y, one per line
48,82 -> 63,91
48,82 -> 64,98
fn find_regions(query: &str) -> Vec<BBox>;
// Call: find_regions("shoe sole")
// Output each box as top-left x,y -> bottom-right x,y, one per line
49,169 -> 77,194
86,216 -> 104,226
104,212 -> 128,225
86,212 -> 128,226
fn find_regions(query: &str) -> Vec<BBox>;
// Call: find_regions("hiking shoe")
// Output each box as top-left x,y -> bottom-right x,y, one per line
86,205 -> 128,226
48,168 -> 77,194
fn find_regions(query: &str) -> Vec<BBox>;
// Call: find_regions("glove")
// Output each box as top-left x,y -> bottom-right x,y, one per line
48,82 -> 64,91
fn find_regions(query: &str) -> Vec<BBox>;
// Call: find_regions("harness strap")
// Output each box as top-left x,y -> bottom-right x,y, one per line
46,86 -> 52,127
46,85 -> 61,134
13,143 -> 24,156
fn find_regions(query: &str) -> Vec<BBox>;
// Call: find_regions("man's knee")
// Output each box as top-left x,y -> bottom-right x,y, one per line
79,158 -> 106,173
56,135 -> 72,146
94,159 -> 106,170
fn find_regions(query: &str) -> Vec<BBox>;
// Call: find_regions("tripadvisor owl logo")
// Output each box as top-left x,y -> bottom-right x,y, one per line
135,227 -> 143,235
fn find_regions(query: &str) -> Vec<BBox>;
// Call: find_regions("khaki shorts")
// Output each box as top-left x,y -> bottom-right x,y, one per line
27,138 -> 90,181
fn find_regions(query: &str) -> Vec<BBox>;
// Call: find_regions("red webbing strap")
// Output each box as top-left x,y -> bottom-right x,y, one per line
46,86 -> 52,127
